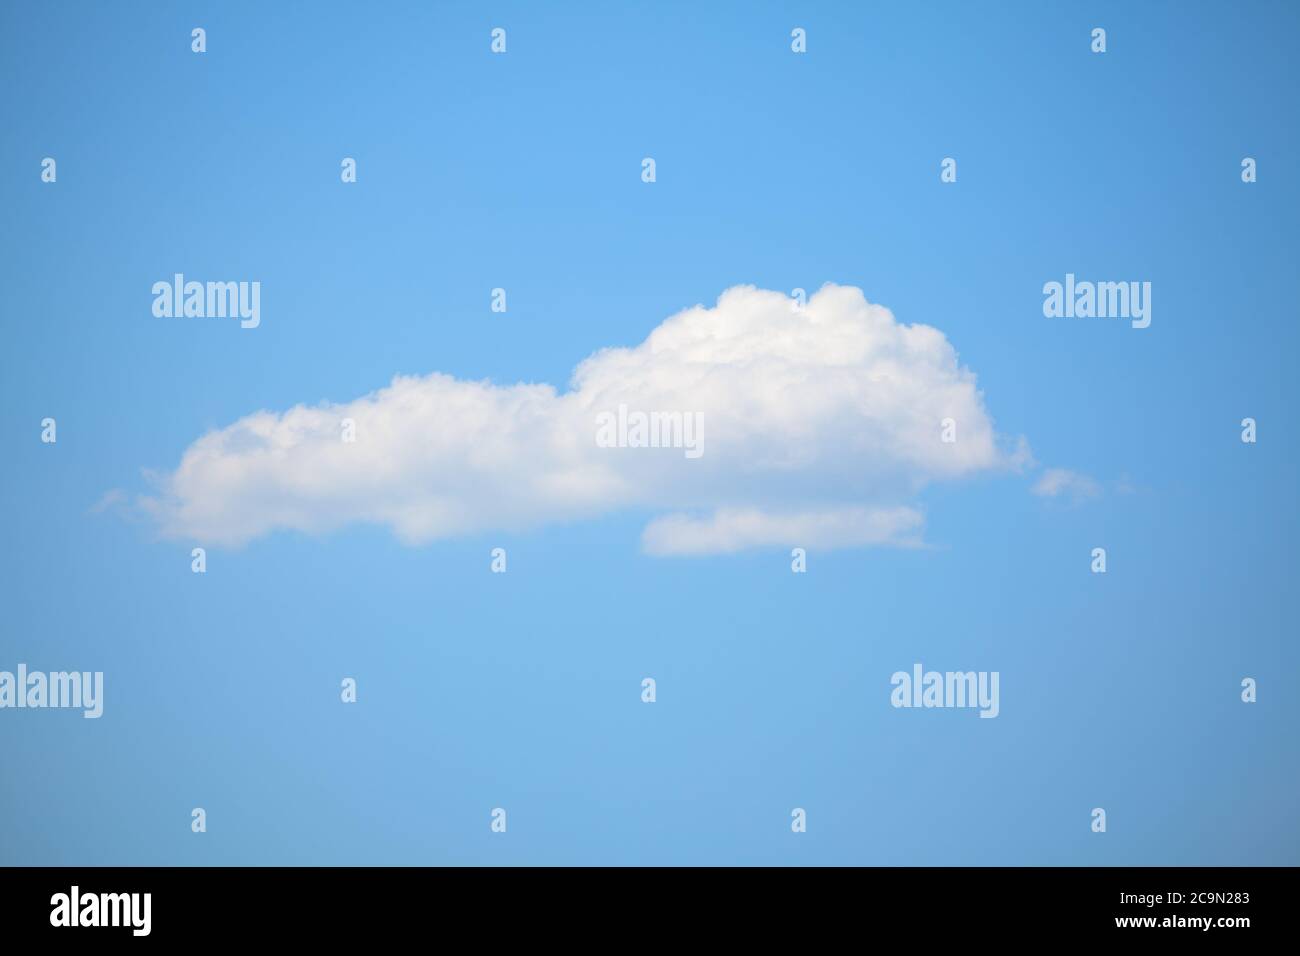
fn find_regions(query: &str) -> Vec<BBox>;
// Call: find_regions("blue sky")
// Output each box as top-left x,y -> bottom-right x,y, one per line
2,1 -> 1297,865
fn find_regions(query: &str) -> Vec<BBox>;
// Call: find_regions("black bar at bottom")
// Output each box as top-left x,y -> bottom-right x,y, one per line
0,866 -> 1281,941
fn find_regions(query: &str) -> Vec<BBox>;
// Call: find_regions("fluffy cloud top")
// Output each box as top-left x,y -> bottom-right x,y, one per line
138,284 -> 1025,553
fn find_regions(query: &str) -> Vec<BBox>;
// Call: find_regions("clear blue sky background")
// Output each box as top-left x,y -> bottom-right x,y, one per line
2,1 -> 1297,865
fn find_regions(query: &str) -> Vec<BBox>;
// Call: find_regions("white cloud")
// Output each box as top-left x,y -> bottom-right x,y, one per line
90,488 -> 128,514
137,284 -> 1027,553
1031,467 -> 1101,502
642,506 -> 926,556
